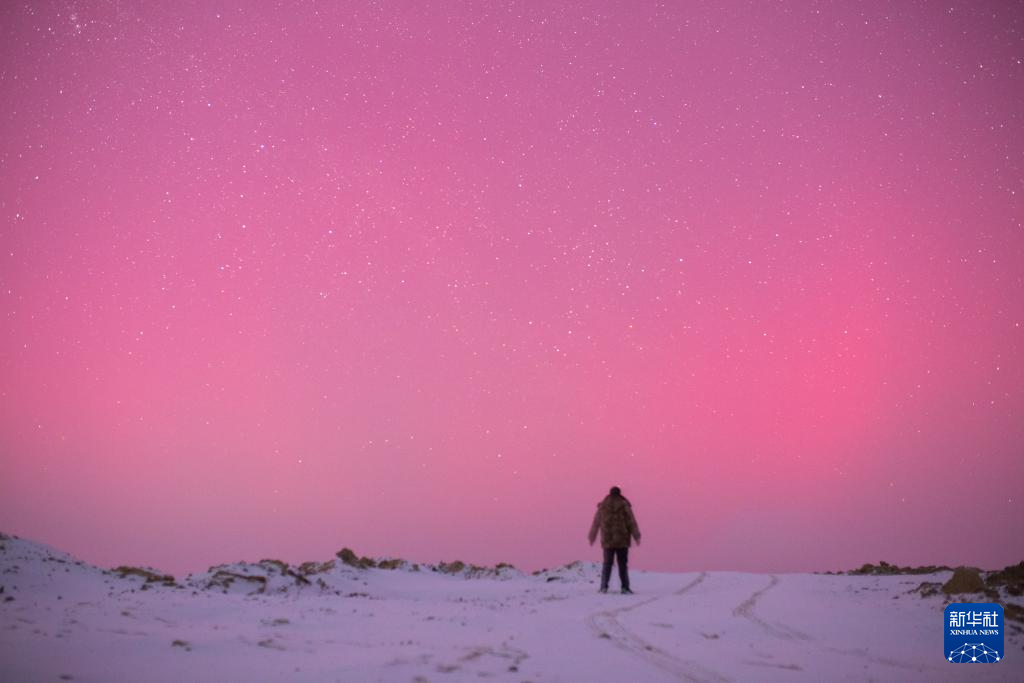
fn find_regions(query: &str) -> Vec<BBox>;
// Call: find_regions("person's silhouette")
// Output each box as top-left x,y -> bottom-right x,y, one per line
587,486 -> 641,593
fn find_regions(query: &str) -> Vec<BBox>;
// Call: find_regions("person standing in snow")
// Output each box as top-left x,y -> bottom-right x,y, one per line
588,486 -> 641,594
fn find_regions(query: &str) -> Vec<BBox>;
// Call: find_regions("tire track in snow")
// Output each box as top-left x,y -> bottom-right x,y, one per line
732,575 -> 946,676
731,575 -> 812,642
585,572 -> 731,683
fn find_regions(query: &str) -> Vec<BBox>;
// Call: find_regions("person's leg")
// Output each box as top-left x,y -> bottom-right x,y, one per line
600,548 -> 614,591
616,547 -> 630,592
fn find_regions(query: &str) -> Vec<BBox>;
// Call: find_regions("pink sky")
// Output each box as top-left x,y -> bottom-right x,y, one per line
2,1 -> 1022,576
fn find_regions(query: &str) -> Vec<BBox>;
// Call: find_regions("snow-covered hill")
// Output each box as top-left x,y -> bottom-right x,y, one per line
1,532 -> 1021,682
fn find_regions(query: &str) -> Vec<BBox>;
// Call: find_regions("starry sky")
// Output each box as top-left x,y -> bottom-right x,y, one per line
1,1 -> 1022,576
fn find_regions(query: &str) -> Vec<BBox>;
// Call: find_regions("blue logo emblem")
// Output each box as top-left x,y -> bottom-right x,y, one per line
945,603 -> 1003,663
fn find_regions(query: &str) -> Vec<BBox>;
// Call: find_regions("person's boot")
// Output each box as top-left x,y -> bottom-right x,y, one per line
621,587 -> 633,594
599,586 -> 608,593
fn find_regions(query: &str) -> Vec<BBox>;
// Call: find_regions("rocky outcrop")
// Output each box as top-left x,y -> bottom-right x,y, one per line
849,561 -> 951,576
336,548 -> 377,569
985,561 -> 1024,596
941,567 -> 985,595
197,559 -> 312,594
113,566 -> 178,588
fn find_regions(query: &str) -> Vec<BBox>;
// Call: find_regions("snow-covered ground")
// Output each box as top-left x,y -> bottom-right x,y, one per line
1,533 -> 1021,682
